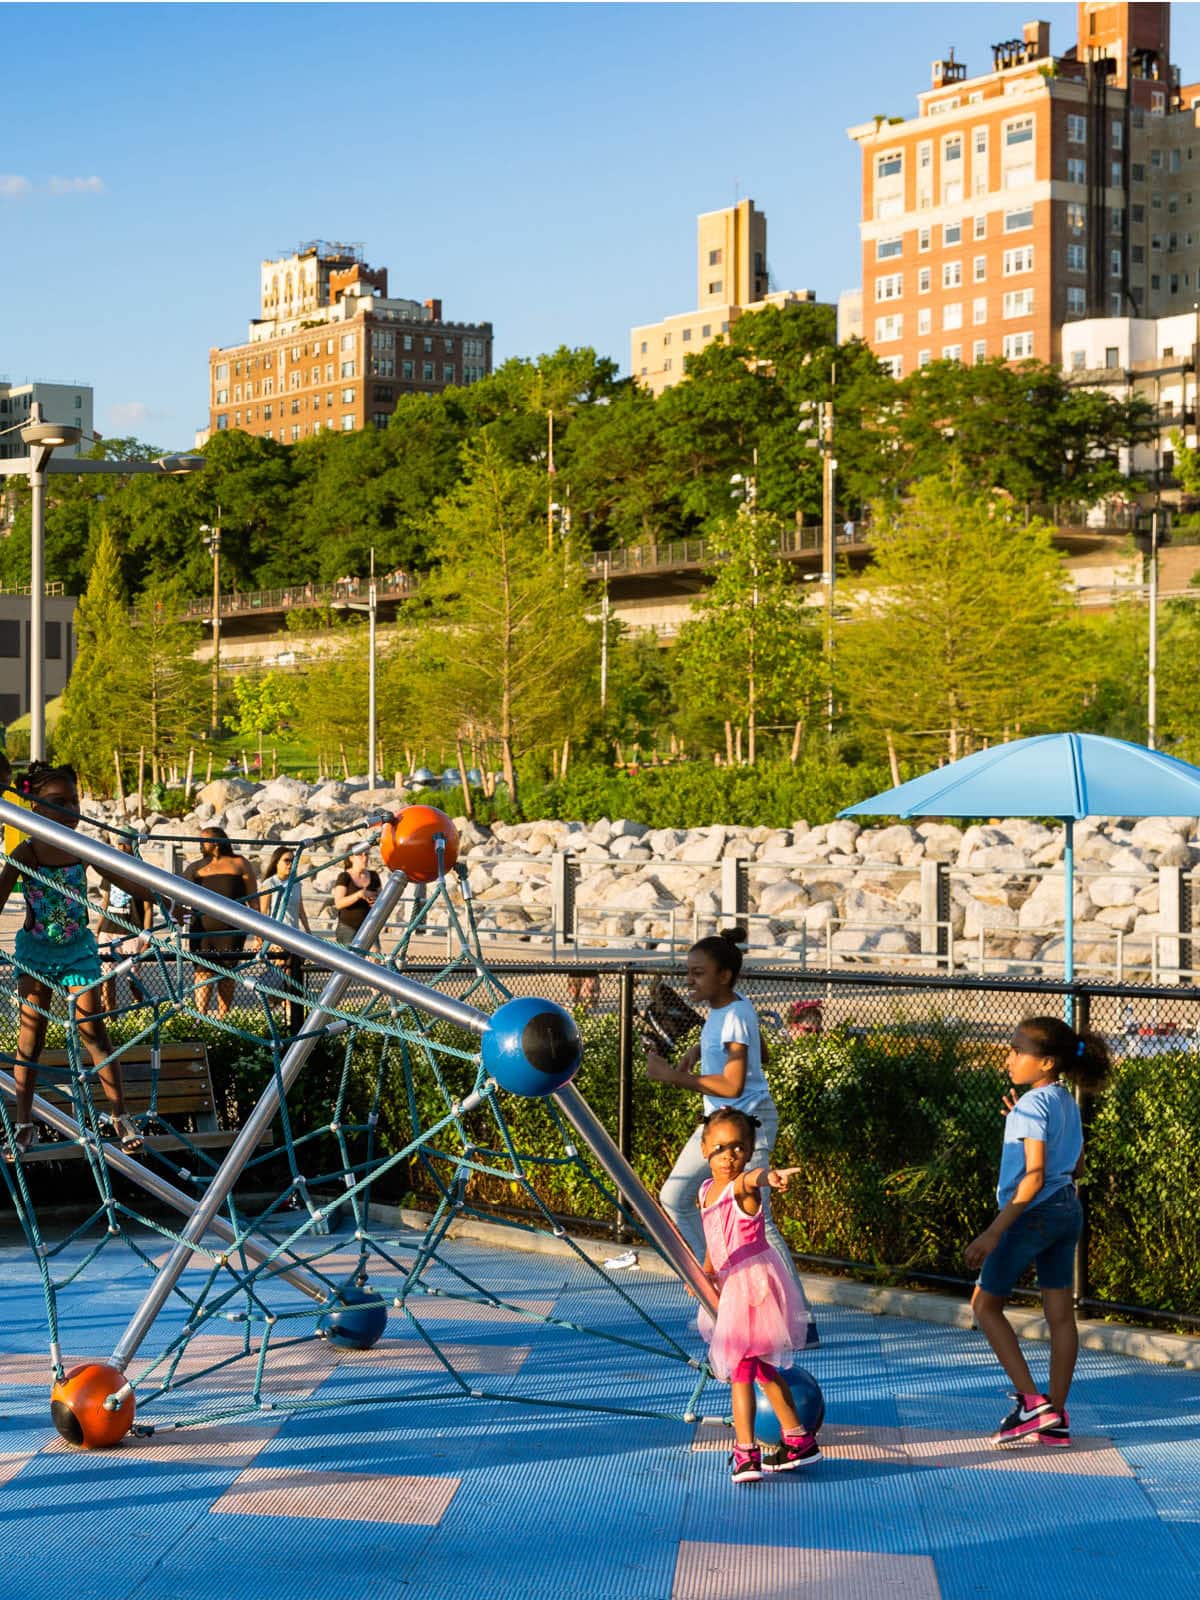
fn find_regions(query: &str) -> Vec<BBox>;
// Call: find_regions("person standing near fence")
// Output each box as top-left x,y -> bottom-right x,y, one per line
645,927 -> 817,1347
966,1016 -> 1111,1449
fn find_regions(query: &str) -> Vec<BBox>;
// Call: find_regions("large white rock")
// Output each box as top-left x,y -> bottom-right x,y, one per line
915,822 -> 963,861
259,775 -> 313,807
968,845 -> 1033,873
1095,905 -> 1139,932
825,820 -> 861,855
956,824 -> 1013,868
1129,817 -> 1189,852
804,899 -> 838,931
679,829 -> 727,864
758,879 -> 809,917
1087,875 -> 1138,908
859,824 -> 917,863
611,818 -> 649,840
195,777 -> 256,810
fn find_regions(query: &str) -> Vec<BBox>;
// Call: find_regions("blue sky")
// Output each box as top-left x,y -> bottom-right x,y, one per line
5,1 -> 1200,449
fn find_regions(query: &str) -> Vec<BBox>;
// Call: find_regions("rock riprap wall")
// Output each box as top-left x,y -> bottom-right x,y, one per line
79,777 -> 1199,971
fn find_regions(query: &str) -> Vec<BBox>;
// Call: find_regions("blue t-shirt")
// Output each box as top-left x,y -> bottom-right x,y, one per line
996,1083 -> 1081,1208
700,993 -> 772,1116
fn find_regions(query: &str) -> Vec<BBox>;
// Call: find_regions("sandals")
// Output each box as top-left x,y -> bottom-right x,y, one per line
102,1114 -> 144,1154
3,1123 -> 39,1163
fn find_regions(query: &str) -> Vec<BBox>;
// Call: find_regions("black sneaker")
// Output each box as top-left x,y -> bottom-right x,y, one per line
804,1318 -> 820,1348
1038,1409 -> 1071,1447
766,1432 -> 822,1472
729,1445 -> 763,1483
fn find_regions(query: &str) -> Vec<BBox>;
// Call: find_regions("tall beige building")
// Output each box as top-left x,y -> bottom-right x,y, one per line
631,201 -> 819,395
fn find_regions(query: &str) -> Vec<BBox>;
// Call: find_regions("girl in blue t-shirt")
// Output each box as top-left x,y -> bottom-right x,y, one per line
966,1015 -> 1110,1448
645,926 -> 814,1344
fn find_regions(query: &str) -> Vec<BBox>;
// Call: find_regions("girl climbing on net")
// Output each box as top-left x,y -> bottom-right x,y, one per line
695,1106 -> 821,1483
0,762 -> 143,1159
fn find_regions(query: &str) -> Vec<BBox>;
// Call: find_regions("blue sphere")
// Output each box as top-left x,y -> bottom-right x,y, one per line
317,1282 -> 388,1350
481,997 -> 582,1097
753,1366 -> 825,1444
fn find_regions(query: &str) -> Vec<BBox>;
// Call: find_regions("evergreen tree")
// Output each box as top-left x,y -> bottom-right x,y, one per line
56,525 -> 139,790
118,583 -> 209,784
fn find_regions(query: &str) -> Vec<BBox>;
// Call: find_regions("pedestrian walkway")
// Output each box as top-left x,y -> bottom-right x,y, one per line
0,1225 -> 1197,1599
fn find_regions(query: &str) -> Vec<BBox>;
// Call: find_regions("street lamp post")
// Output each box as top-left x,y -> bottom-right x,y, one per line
333,548 -> 378,787
20,404 -> 81,760
1148,508 -> 1159,750
200,517 -> 222,736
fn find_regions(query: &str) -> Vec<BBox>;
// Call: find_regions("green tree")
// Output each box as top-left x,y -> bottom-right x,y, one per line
118,583 -> 209,784
674,509 -> 823,763
836,476 -> 1086,762
406,437 -> 595,808
56,524 -> 138,790
231,671 -> 298,766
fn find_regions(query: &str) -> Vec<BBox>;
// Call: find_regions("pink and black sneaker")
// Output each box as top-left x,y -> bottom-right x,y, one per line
766,1431 -> 822,1472
729,1444 -> 764,1483
994,1392 -> 1060,1447
1038,1409 -> 1071,1447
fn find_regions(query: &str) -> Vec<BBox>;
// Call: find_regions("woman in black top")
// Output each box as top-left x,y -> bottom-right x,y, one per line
183,827 -> 257,1017
332,848 -> 381,946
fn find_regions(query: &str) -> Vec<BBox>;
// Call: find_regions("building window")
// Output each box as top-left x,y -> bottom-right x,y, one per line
918,307 -> 931,335
918,227 -> 931,252
1112,119 -> 1123,150
943,220 -> 961,247
1132,244 -> 1145,264
880,355 -> 902,379
918,267 -> 931,293
973,126 -> 988,158
874,313 -> 903,342
341,416 -> 355,431
1002,331 -> 1035,359
1131,162 -> 1146,184
973,254 -> 986,282
443,364 -> 455,382
943,303 -> 963,330
402,361 -> 414,379
340,334 -> 354,352
973,296 -> 987,325
215,388 -> 228,404
1066,243 -> 1085,271
1003,245 -> 1034,274
216,414 -> 228,430
341,387 -> 355,403
403,335 -> 413,351
1067,114 -> 1087,144
291,425 -> 300,442
877,150 -> 902,179
1111,207 -> 1125,235
663,331 -> 671,345
1066,202 -> 1086,232
708,248 -> 722,265
1067,157 -> 1087,185
973,339 -> 987,362
1111,248 -> 1123,279
443,337 -> 454,353
312,395 -> 320,411
215,364 -> 229,382
1004,206 -> 1034,232
1111,291 -> 1125,313
1002,288 -> 1034,318
917,349 -> 932,368
876,236 -> 902,260
340,362 -> 356,378
1005,116 -> 1034,146
701,323 -> 711,336
424,337 -> 434,352
1069,348 -> 1086,369
263,404 -> 272,420
640,340 -> 647,354
942,260 -> 962,288
974,214 -> 986,239
942,344 -> 962,362
1105,346 -> 1121,368
1112,161 -> 1124,187
1066,286 -> 1086,316
682,327 -> 692,341
423,362 -> 435,379
876,273 -> 903,301
707,280 -> 723,294
291,398 -> 300,414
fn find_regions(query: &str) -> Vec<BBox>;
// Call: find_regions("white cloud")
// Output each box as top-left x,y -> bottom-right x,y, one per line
108,401 -> 162,431
0,175 -> 32,198
47,176 -> 104,195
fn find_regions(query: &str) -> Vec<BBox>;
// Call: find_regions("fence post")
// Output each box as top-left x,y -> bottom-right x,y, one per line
920,860 -> 949,967
551,852 -> 579,945
721,857 -> 748,926
1072,987 -> 1093,1310
1159,865 -> 1184,984
615,966 -> 636,1241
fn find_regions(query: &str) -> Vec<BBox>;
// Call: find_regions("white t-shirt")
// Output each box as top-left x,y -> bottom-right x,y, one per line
262,875 -> 304,929
700,993 -> 771,1116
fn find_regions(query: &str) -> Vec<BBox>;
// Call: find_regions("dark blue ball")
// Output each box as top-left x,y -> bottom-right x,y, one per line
753,1366 -> 825,1444
481,996 -> 582,1097
317,1282 -> 388,1350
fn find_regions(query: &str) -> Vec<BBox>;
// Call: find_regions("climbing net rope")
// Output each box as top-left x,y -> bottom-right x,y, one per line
0,806 -> 711,1444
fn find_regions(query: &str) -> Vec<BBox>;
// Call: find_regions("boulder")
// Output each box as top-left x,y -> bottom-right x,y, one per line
804,899 -> 838,931
679,829 -> 727,864
195,778 -> 257,810
307,781 -> 355,811
758,879 -> 809,917
825,820 -> 861,856
859,824 -> 917,863
1095,905 -> 1138,932
610,818 -> 649,840
916,822 -> 963,860
1088,875 -> 1138,908
259,775 -> 312,807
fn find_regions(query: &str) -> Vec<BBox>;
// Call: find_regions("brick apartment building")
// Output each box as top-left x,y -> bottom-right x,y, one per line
207,242 -> 493,443
849,3 -> 1200,378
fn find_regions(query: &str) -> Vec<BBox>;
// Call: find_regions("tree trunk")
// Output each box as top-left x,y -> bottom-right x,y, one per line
724,721 -> 735,764
734,725 -> 743,765
456,738 -> 474,819
113,749 -> 126,808
205,751 -> 213,785
136,747 -> 146,819
561,737 -> 570,778
886,730 -> 901,788
789,720 -> 804,764
184,747 -> 195,798
339,743 -> 350,781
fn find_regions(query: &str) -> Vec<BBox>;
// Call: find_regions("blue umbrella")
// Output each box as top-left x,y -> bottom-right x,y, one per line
839,733 -> 1200,986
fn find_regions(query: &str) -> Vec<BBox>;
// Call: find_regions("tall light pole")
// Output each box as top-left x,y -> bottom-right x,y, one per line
1148,508 -> 1159,750
333,547 -> 378,787
200,515 -> 222,737
20,404 -> 81,760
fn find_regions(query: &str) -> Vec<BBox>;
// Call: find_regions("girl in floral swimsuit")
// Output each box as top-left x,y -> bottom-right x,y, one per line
0,762 -> 142,1159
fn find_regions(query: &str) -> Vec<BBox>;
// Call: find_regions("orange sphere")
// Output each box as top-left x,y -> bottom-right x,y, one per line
50,1362 -> 135,1449
380,805 -> 459,882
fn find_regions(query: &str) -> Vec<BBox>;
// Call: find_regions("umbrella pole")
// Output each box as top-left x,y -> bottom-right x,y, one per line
1064,817 -> 1075,1025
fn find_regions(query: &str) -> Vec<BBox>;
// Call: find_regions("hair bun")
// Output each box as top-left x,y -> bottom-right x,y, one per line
719,925 -> 748,946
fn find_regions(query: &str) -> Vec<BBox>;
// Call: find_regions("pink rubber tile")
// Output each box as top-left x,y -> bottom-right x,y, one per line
691,1421 -> 905,1464
900,1425 -> 1133,1477
671,1541 -> 942,1600
0,1452 -> 35,1488
212,1466 -> 460,1525
0,1352 -> 63,1386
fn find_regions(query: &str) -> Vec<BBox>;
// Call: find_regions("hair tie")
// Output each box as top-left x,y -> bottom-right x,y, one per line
1077,1039 -> 1086,1057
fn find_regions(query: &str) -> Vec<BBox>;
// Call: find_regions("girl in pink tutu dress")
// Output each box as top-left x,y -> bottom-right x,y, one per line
696,1107 -> 820,1482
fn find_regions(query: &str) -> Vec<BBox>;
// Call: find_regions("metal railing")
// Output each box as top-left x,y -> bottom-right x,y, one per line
178,574 -> 417,624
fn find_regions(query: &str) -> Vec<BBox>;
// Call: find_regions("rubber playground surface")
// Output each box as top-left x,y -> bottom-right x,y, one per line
1,1224 -> 1198,1600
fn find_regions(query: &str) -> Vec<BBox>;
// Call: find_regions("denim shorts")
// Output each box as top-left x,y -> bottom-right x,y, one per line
977,1185 -> 1082,1297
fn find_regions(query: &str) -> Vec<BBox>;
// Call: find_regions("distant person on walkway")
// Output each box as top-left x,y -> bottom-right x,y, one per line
257,845 -> 310,1013
965,1016 -> 1111,1449
0,762 -> 143,1158
644,927 -> 816,1347
183,827 -> 257,1019
332,848 -> 381,946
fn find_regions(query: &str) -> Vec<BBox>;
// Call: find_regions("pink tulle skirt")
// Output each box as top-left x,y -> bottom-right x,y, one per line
697,1250 -> 810,1383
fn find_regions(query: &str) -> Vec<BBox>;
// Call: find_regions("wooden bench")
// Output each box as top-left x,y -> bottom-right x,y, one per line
19,1041 -> 269,1162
